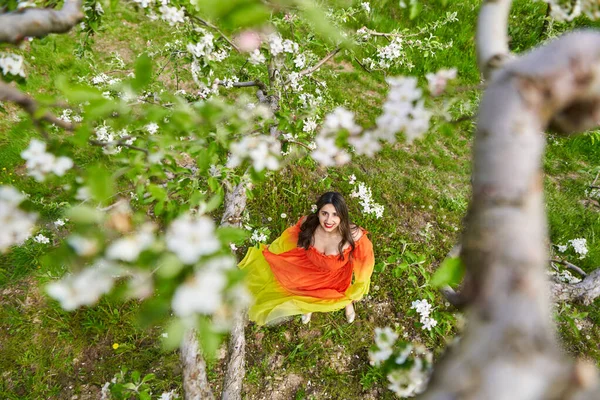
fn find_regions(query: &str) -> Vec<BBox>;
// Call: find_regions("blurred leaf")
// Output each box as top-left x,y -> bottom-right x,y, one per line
148,184 -> 167,202
87,165 -> 114,205
162,318 -> 185,351
157,253 -> 184,278
430,257 -> 465,288
198,316 -> 223,360
133,53 -> 152,92
216,227 -> 249,244
66,205 -> 103,224
409,0 -> 422,19
55,75 -> 104,103
204,192 -> 223,213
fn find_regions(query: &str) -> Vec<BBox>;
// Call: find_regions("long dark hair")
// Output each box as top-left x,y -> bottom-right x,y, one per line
298,192 -> 357,260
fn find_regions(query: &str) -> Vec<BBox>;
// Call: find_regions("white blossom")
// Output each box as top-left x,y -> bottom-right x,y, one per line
171,267 -> 226,316
0,186 -> 37,252
294,53 -> 306,69
145,122 -> 159,135
350,181 -> 384,218
248,49 -> 266,65
0,53 -> 26,77
21,139 -> 74,181
68,235 -> 99,256
227,135 -> 281,172
321,107 -> 362,136
133,0 -> 154,8
348,174 -> 356,185
569,238 -> 588,259
303,118 -> 318,133
361,2 -> 371,13
106,224 -> 155,262
282,39 -> 299,54
250,229 -> 268,243
54,219 -> 66,227
166,214 -> 221,264
33,234 -> 50,244
159,5 -> 185,25
268,33 -> 284,56
557,244 -> 568,253
349,131 -> 382,157
425,68 -> 457,96
46,260 -> 119,310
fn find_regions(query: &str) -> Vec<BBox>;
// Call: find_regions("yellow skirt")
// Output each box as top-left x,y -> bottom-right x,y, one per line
239,244 -> 354,326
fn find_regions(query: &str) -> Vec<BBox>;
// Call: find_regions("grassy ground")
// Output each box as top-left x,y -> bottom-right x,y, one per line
1,1 -> 600,399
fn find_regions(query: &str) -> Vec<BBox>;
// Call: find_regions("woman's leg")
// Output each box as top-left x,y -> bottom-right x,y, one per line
301,312 -> 312,324
345,302 -> 355,323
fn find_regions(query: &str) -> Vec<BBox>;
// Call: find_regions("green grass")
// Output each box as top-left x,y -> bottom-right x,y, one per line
1,0 -> 600,398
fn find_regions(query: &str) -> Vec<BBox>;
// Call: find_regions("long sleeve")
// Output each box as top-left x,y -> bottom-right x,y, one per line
345,234 -> 375,301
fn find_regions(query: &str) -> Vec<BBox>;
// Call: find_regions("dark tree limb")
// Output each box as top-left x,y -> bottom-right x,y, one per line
0,81 -> 75,130
0,0 -> 84,44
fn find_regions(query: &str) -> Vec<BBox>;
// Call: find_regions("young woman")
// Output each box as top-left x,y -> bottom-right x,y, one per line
239,192 -> 375,325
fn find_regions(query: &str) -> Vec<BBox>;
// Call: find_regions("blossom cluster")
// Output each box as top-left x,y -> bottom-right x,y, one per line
46,259 -> 119,310
0,53 -> 26,77
387,344 -> 432,398
311,107 -> 359,166
425,68 -> 457,96
368,327 -> 398,366
94,123 -> 135,155
373,76 -> 432,144
250,228 -> 269,243
187,29 -> 229,63
541,0 -> 600,21
227,135 -> 281,172
411,299 -> 437,331
350,181 -> 384,219
547,268 -> 582,284
21,139 -> 74,181
556,238 -> 589,259
368,327 -> 432,397
0,186 -> 37,252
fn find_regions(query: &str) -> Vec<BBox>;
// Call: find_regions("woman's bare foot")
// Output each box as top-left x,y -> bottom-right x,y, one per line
301,313 -> 312,324
345,303 -> 355,323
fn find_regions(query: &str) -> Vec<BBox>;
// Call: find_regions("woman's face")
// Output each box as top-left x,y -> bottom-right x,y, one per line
318,203 -> 341,233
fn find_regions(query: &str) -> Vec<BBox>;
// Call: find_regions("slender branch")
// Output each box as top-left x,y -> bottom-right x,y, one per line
0,81 -> 75,130
296,47 -> 341,79
220,80 -> 268,93
89,136 -> 148,155
0,0 -> 84,44
552,269 -> 600,306
551,258 -> 588,278
185,13 -> 240,53
353,56 -> 371,73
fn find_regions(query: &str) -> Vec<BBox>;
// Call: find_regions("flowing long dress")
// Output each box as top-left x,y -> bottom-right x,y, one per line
239,217 -> 375,325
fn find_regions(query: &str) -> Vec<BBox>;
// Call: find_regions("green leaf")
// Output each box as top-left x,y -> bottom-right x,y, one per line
133,53 -> 152,91
157,253 -> 184,278
141,373 -> 155,384
55,76 -> 104,103
66,205 -> 103,224
204,192 -> 223,213
216,227 -> 249,244
430,257 -> 465,288
131,370 -> 141,383
87,165 -> 114,205
409,0 -> 422,19
148,184 -> 167,202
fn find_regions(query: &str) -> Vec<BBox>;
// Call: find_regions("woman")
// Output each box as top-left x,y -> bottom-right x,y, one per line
239,192 -> 375,325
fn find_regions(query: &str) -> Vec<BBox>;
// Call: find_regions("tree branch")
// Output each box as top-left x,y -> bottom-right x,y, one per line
476,0 -> 512,79
0,81 -> 75,130
422,17 -> 600,400
551,258 -> 588,278
185,13 -> 240,53
296,47 -> 341,79
552,269 -> 600,305
0,0 -> 84,44
88,136 -> 148,155
181,329 -> 215,400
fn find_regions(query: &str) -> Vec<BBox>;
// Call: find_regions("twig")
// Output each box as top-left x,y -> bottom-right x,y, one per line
296,47 -> 341,79
449,114 -> 475,124
353,56 -> 371,73
0,81 -> 75,130
285,139 -> 313,151
186,13 -> 240,53
89,136 -> 148,155
591,171 -> 600,187
0,0 -> 84,44
551,258 -> 588,278
220,80 -> 268,93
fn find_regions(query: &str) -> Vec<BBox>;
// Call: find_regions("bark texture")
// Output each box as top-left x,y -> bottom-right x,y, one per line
0,0 -> 84,44
181,182 -> 248,400
552,269 -> 600,305
421,0 -> 600,398
181,329 -> 215,400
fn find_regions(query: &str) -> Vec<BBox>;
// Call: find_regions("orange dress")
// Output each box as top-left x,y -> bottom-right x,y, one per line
239,218 -> 375,325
